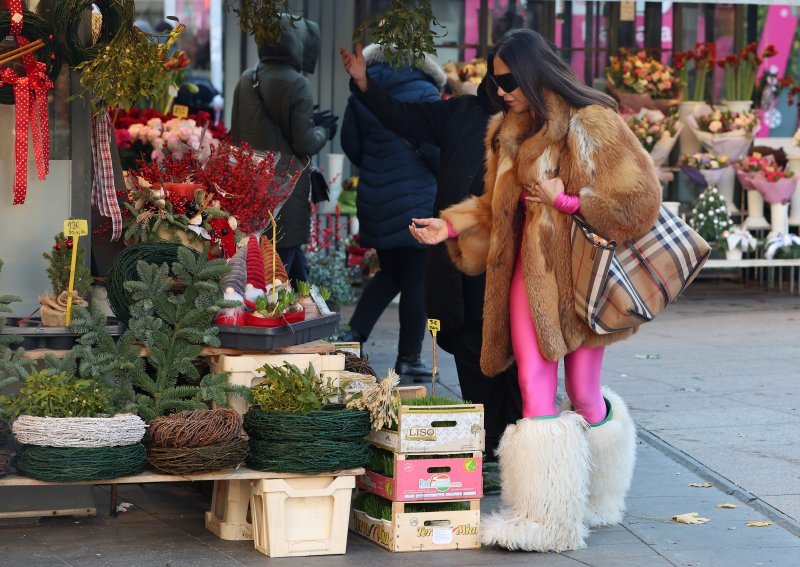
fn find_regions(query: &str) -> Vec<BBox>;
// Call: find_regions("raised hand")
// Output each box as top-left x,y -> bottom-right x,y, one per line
409,217 -> 450,245
339,43 -> 368,92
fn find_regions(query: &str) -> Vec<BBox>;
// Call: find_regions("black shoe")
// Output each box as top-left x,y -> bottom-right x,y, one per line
340,329 -> 365,343
395,355 -> 433,382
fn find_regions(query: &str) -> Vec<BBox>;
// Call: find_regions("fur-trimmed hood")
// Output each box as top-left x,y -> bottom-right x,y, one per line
441,90 -> 662,375
362,43 -> 447,88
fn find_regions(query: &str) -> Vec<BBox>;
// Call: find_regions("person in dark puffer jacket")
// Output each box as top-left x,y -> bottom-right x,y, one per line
340,44 -> 445,379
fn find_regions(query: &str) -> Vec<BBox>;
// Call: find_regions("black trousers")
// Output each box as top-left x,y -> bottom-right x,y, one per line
277,246 -> 309,283
439,321 -> 522,460
349,248 -> 427,357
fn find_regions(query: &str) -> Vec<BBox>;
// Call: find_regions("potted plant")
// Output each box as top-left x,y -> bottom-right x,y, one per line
39,231 -> 91,327
246,288 -> 305,327
296,280 -> 320,319
5,369 -> 149,482
717,228 -> 758,261
765,233 -> 800,259
689,186 -> 734,247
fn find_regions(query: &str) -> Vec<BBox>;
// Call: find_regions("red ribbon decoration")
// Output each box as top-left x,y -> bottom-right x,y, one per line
1,1 -> 54,205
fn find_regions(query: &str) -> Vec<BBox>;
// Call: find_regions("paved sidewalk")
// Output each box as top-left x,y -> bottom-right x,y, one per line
2,282 -> 800,566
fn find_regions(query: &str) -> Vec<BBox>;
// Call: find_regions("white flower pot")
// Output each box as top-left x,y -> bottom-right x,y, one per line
725,248 -> 743,261
717,167 -> 739,213
743,190 -> 770,230
317,153 -> 345,215
787,156 -> 800,226
662,201 -> 681,216
721,100 -> 754,113
769,203 -> 789,239
678,101 -> 704,156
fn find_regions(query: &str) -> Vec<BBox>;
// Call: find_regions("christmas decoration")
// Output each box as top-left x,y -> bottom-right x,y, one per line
0,260 -> 34,389
690,187 -> 734,243
43,232 -> 92,299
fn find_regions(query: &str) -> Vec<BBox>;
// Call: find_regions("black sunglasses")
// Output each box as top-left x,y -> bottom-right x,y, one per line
490,72 -> 518,93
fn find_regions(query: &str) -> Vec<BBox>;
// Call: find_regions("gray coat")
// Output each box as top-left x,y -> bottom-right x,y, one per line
231,18 -> 328,249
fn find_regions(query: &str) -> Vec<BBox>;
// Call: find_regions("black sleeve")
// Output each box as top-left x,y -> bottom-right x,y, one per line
350,77 -> 455,148
340,101 -> 362,167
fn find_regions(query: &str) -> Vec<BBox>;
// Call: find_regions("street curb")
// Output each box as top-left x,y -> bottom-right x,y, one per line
637,426 -> 800,538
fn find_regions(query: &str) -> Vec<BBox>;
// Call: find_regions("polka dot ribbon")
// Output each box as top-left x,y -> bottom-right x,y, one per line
91,109 -> 123,241
2,1 -> 53,205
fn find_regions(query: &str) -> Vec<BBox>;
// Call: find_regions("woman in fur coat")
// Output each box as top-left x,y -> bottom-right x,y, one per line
410,30 -> 661,552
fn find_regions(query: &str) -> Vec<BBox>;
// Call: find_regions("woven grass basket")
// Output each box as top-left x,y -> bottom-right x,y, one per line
0,450 -> 13,478
148,408 -> 242,448
12,414 -> 147,448
147,437 -> 249,475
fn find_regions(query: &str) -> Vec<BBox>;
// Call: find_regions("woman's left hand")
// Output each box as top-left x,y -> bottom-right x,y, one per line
524,177 -> 564,208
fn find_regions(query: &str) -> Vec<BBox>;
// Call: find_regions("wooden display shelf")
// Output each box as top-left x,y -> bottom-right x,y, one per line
0,466 -> 365,487
22,339 -> 337,360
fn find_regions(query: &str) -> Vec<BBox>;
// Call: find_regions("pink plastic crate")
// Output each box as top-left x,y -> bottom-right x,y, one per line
357,452 -> 482,502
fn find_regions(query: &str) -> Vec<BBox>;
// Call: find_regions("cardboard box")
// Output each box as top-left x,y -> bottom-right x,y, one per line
357,452 -> 483,502
365,404 -> 485,454
350,500 -> 480,552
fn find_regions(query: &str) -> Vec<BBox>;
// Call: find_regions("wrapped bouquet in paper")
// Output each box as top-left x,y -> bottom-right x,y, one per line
718,228 -> 758,261
606,49 -> 681,113
751,165 -> 797,205
625,109 -> 682,174
765,233 -> 800,260
688,107 -> 759,161
680,152 -> 730,188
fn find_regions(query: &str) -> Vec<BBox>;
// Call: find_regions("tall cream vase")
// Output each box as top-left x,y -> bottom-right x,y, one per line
787,156 -> 800,226
678,101 -> 704,156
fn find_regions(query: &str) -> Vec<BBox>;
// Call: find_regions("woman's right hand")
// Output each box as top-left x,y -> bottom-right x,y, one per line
339,44 -> 368,92
409,218 -> 449,245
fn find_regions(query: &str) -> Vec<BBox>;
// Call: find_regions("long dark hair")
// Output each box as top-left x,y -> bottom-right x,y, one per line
488,29 -> 618,132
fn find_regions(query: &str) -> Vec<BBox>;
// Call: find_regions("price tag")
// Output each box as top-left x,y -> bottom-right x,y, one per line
620,1 -> 635,22
64,219 -> 88,236
172,104 -> 189,119
427,318 -> 441,334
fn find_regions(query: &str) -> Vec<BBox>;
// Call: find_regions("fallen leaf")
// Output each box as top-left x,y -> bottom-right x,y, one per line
635,353 -> 661,360
672,512 -> 710,525
688,482 -> 713,488
745,521 -> 772,527
716,503 -> 737,509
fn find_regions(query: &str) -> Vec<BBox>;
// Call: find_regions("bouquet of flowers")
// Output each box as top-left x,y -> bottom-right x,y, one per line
443,58 -> 487,96
765,233 -> 800,260
114,108 -> 230,170
606,49 -> 681,112
690,186 -> 734,243
673,42 -> 715,102
680,152 -> 730,188
625,109 -> 682,168
749,161 -> 797,205
689,107 -> 759,161
718,43 -> 777,102
717,228 -> 758,255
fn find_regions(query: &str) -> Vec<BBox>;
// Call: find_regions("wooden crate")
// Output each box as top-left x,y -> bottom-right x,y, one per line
365,404 -> 485,454
250,473 -> 356,557
357,452 -> 483,502
350,499 -> 480,552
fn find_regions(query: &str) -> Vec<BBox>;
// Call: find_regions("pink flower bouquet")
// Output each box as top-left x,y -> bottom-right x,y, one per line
689,107 -> 759,161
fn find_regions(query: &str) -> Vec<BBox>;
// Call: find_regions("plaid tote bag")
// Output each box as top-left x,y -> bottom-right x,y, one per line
571,205 -> 710,335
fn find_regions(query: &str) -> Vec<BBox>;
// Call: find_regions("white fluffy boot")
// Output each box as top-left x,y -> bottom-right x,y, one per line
582,386 -> 637,527
481,412 -> 591,552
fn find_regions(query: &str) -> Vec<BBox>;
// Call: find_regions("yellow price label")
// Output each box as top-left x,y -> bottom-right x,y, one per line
64,219 -> 88,237
427,319 -> 441,333
620,0 -> 635,21
172,104 -> 189,119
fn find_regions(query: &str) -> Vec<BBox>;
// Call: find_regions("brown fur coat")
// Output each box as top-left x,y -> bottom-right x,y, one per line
440,90 -> 661,377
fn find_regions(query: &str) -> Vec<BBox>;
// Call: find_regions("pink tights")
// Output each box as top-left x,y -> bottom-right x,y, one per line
510,254 -> 607,424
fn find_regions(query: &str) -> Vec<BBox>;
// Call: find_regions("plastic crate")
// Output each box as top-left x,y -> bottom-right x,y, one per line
358,452 -> 483,502
215,313 -> 340,350
2,317 -> 125,350
250,473 -> 356,557
366,404 -> 485,454
350,499 -> 480,552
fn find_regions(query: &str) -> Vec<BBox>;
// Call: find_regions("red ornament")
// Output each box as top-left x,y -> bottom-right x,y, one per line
66,240 -> 73,249
55,243 -> 61,250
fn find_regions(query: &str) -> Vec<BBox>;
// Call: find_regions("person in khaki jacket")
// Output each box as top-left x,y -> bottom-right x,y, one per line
410,30 -> 661,553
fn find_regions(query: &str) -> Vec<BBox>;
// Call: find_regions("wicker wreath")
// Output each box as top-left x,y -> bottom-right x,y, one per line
147,437 -> 249,475
0,450 -> 13,478
148,408 -> 243,449
14,443 -> 147,482
0,416 -> 10,445
12,414 -> 146,448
